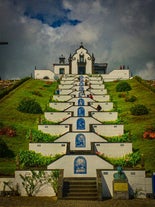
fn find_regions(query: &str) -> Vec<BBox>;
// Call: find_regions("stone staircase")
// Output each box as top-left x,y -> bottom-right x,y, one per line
63,177 -> 98,200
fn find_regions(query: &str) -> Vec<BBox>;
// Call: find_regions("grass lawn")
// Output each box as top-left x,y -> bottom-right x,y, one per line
0,79 -> 58,176
105,78 -> 155,174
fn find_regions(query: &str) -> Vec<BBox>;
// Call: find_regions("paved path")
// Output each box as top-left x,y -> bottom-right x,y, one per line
1,197 -> 155,207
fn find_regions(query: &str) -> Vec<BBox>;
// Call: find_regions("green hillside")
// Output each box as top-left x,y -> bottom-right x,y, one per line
0,79 -> 58,175
0,77 -> 155,176
105,78 -> 155,174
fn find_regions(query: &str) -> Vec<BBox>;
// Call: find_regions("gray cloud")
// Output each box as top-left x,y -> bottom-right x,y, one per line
0,0 -> 155,79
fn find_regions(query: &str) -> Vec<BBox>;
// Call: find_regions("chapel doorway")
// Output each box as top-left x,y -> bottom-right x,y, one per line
78,66 -> 85,74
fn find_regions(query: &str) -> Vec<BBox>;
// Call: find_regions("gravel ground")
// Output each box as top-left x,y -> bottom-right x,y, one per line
0,197 -> 155,207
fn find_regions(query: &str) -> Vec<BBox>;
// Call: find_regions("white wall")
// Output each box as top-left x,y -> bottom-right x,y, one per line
55,132 -> 107,151
93,125 -> 124,137
54,65 -> 69,74
90,102 -> 114,111
61,117 -> 101,131
34,69 -> 55,80
90,89 -> 107,94
15,171 -> 55,197
0,178 -> 15,192
101,70 -> 130,82
65,106 -> 96,116
44,112 -> 72,122
48,155 -> 114,177
91,112 -> 118,122
29,143 -> 67,156
52,95 -> 71,102
93,95 -> 110,102
101,170 -> 152,198
38,125 -> 70,136
95,143 -> 132,157
49,102 -> 73,111
71,47 -> 92,74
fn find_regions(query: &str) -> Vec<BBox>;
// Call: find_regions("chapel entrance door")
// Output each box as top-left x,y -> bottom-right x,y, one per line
78,66 -> 85,74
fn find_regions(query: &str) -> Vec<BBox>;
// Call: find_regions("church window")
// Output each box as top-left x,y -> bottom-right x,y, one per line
59,68 -> 65,74
80,54 -> 84,62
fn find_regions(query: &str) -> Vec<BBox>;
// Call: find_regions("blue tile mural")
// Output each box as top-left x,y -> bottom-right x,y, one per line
77,107 -> 85,117
75,133 -> 86,147
77,118 -> 85,130
78,98 -> 84,106
74,156 -> 87,174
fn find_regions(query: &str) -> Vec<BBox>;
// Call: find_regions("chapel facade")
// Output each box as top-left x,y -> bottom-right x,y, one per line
53,43 -> 107,75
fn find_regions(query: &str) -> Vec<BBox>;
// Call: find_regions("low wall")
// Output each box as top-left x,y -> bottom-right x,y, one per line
61,117 -> 101,132
56,132 -> 107,151
48,155 -> 114,177
53,95 -> 71,102
90,102 -> 113,111
49,102 -> 73,111
0,178 -> 15,193
59,89 -> 72,95
95,143 -> 132,157
65,106 -> 97,116
15,171 -> 55,197
101,170 -> 152,198
38,125 -> 70,136
91,112 -> 118,122
91,84 -> 105,89
90,89 -> 107,95
93,125 -> 124,137
93,95 -> 110,102
58,85 -> 72,89
71,97 -> 94,105
44,112 -> 72,122
29,143 -> 67,156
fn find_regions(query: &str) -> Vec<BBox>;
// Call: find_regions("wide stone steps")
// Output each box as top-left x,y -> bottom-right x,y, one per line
62,178 -> 98,200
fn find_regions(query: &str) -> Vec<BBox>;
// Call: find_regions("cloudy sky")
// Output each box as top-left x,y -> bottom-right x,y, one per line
0,0 -> 155,80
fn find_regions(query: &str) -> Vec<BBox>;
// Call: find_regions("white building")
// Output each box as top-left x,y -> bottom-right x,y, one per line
34,43 -> 130,81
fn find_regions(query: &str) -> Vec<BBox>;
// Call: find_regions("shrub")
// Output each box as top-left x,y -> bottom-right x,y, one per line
125,95 -> 137,102
116,81 -> 131,92
26,129 -> 59,143
17,98 -> 43,114
130,104 -> 149,115
17,150 -> 61,168
0,126 -> 16,137
0,139 -> 14,158
102,151 -> 141,167
31,90 -> 42,97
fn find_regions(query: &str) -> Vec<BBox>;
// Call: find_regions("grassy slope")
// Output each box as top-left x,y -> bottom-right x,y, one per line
105,78 -> 155,174
0,79 -> 58,175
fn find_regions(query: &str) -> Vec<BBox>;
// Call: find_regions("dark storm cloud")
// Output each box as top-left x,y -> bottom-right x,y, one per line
0,0 -> 155,79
